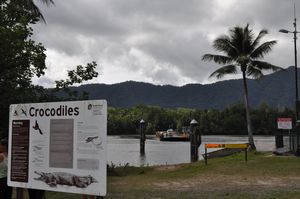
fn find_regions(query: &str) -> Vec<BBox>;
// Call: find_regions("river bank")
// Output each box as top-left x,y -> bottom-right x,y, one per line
14,151 -> 300,199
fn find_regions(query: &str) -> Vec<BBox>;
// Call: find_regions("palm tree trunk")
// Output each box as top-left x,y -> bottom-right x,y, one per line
242,71 -> 256,150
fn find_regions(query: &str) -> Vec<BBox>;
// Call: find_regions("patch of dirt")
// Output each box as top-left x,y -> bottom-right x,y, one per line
153,181 -> 195,191
154,165 -> 182,171
152,175 -> 300,193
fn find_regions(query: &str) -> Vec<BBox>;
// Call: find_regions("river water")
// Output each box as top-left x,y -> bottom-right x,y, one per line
107,135 -> 281,166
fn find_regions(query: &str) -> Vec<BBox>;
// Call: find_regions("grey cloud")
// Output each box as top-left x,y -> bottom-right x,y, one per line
136,31 -> 212,82
109,0 -> 214,24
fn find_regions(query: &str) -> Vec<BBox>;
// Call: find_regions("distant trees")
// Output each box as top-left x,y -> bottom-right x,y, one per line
202,24 -> 282,150
107,104 -> 293,136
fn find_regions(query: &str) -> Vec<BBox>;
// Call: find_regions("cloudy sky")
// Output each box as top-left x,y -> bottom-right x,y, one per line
32,0 -> 297,87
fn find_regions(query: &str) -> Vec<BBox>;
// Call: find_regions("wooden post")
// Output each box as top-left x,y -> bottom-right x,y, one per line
292,132 -> 295,152
190,119 -> 199,162
289,130 -> 292,151
140,119 -> 145,155
245,148 -> 247,162
16,188 -> 24,199
205,146 -> 207,165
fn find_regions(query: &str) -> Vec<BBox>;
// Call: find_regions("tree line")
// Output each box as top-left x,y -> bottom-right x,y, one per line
108,103 -> 293,136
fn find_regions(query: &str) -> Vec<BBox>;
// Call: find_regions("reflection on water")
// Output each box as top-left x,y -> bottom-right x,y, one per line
107,135 -> 277,166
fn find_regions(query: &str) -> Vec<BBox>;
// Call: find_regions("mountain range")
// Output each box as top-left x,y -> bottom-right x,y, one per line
73,66 -> 297,109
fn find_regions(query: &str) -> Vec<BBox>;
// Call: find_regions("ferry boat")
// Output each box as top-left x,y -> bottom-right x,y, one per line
156,129 -> 190,142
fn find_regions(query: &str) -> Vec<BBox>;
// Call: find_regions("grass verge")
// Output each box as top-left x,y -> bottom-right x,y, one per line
13,152 -> 300,199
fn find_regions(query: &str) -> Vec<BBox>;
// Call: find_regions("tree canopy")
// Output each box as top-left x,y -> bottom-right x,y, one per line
0,1 -> 47,133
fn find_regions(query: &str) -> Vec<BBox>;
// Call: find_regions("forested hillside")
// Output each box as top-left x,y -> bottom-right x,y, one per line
73,66 -> 294,109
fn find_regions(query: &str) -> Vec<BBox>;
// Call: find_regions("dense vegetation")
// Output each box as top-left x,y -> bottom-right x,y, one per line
108,103 -> 293,135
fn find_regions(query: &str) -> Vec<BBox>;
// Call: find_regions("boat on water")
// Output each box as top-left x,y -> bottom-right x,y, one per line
156,129 -> 190,142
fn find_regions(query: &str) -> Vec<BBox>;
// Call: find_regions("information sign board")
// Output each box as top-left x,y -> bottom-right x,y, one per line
277,118 -> 292,130
8,100 -> 107,196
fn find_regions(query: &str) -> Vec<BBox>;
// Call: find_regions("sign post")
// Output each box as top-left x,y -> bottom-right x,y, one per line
8,100 -> 107,197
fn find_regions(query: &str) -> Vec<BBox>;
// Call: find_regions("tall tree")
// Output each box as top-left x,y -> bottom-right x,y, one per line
0,0 -> 47,134
202,24 -> 282,150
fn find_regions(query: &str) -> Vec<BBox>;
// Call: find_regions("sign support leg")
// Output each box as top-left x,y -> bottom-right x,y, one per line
16,188 -> 24,199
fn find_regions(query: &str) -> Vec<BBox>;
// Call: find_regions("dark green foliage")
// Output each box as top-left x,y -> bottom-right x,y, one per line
0,1 -> 47,135
53,61 -> 98,100
107,103 -> 294,135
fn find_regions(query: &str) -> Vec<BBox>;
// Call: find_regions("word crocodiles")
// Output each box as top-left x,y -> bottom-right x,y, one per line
34,171 -> 98,188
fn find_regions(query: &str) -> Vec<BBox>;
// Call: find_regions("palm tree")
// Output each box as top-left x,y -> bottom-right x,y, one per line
202,24 -> 282,150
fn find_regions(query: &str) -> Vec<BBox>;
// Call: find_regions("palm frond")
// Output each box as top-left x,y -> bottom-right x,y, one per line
246,66 -> 263,79
202,54 -> 233,65
209,65 -> 237,79
251,60 -> 283,72
242,24 -> 255,53
230,26 -> 245,53
213,36 -> 235,51
228,24 -> 255,55
251,29 -> 268,49
40,0 -> 54,5
24,0 -> 54,22
250,40 -> 277,59
213,36 -> 239,58
27,1 -> 46,22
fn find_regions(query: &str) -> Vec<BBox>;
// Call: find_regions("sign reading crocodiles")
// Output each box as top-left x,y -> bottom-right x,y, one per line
8,100 -> 107,196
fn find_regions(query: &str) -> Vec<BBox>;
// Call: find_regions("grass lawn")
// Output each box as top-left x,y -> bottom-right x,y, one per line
12,152 -> 300,199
